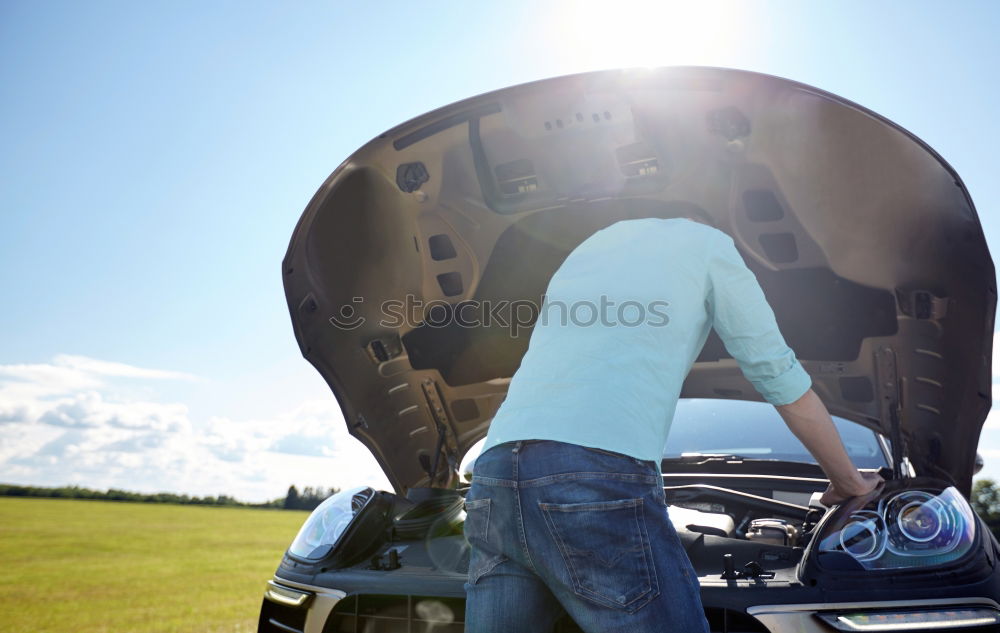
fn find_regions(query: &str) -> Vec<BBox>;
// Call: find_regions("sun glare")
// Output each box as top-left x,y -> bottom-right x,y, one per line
550,0 -> 744,70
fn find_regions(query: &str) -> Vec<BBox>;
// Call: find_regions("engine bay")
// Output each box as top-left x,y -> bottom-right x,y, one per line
662,479 -> 827,548
288,473 -> 838,583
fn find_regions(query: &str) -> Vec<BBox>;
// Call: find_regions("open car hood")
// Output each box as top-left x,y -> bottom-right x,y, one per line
282,67 -> 995,496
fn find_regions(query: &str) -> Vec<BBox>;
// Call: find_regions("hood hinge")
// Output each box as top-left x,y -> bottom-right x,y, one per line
875,346 -> 907,479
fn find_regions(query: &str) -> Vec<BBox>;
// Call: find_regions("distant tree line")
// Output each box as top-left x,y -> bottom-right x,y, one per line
0,483 -> 338,510
282,485 -> 340,510
9,480 -> 1000,528
973,479 -> 1000,539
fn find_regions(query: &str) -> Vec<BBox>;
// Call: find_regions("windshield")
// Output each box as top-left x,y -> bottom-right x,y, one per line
664,398 -> 888,469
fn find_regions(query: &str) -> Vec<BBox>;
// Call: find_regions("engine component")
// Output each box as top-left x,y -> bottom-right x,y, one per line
668,504 -> 736,538
746,518 -> 800,546
720,553 -> 776,581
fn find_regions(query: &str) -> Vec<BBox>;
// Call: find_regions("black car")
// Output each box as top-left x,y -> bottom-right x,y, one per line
259,67 -> 999,633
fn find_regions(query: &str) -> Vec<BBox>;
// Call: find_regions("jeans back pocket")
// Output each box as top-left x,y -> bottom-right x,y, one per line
539,497 -> 659,613
463,498 -> 491,544
463,497 -> 507,585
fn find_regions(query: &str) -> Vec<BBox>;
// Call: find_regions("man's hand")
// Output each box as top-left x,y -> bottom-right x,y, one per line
819,471 -> 884,506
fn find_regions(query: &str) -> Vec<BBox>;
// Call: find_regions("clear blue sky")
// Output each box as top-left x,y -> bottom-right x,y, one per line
1,1 -> 998,500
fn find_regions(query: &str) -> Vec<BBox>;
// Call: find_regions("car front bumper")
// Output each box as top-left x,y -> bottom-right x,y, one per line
259,575 -> 1000,633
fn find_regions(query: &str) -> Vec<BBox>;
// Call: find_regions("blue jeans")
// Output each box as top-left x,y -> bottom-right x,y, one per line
463,440 -> 709,633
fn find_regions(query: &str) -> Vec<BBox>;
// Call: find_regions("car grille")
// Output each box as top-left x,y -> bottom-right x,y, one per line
322,594 -> 767,633
323,595 -> 465,632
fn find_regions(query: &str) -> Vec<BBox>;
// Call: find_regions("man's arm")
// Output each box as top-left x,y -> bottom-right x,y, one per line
705,230 -> 882,504
776,388 -> 883,505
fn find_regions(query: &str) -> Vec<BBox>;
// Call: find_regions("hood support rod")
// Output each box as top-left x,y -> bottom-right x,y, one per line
876,346 -> 906,479
421,379 -> 458,486
889,401 -> 904,479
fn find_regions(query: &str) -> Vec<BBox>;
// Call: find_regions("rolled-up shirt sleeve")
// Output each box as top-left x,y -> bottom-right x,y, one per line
705,231 -> 812,406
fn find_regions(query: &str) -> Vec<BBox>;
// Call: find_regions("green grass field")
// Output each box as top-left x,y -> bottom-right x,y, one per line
0,497 -> 308,633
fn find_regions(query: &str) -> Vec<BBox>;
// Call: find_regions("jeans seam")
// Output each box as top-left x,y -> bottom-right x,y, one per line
656,483 -> 668,507
539,501 -> 580,594
465,498 -> 508,585
470,475 -> 516,488
512,444 -> 538,573
580,445 -> 651,468
539,498 -> 643,512
520,472 -> 659,487
468,552 -> 507,585
636,496 -> 660,608
468,498 -> 491,542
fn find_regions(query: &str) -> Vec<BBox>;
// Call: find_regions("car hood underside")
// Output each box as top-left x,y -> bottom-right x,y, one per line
282,67 -> 995,495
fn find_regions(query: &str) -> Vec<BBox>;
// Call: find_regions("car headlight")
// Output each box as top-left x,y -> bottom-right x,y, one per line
287,486 -> 378,561
816,486 -> 976,571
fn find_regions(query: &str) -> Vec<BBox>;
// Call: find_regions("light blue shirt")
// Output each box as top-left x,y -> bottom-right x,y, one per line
481,217 -> 813,464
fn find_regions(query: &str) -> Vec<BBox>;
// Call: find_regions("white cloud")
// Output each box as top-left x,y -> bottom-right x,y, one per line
984,331 -> 1000,430
994,331 -> 1000,385
35,391 -> 190,432
0,355 -> 389,502
52,354 -> 198,381
985,408 -> 1000,431
973,332 -> 1000,482
5,332 -> 1000,498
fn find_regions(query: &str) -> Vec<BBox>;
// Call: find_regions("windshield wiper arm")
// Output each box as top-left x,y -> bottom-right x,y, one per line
661,453 -> 749,462
661,453 -> 817,467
